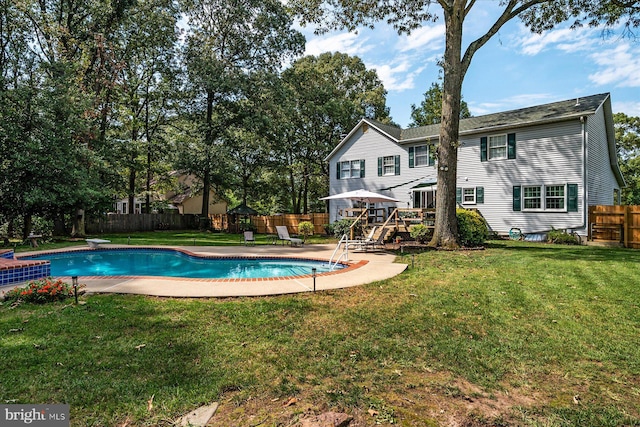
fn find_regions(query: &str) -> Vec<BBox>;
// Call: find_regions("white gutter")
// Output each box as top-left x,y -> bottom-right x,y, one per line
581,116 -> 588,232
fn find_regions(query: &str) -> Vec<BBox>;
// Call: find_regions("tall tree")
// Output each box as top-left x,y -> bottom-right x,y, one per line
615,112 -> 640,204
281,52 -> 390,213
410,79 -> 471,127
109,0 -> 179,214
15,0 -> 137,235
180,0 -> 305,218
290,0 -> 640,248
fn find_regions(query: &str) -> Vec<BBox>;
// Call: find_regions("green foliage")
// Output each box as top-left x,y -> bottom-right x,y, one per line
328,219 -> 361,238
614,113 -> 640,204
298,221 -> 314,242
2,278 -> 80,304
547,228 -> 580,245
456,208 -> 489,247
410,78 -> 471,127
409,224 -> 432,243
278,52 -> 391,213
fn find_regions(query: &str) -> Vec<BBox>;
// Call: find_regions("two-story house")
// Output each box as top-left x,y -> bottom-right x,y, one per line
325,93 -> 625,236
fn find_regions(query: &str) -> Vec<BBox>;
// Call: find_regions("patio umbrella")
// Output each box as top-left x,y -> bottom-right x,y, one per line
320,189 -> 400,204
227,203 -> 258,216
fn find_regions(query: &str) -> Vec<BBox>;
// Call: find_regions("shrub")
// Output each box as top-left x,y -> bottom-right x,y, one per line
298,221 -> 314,243
547,228 -> 580,245
329,219 -> 361,239
2,278 -> 81,304
456,208 -> 489,247
409,224 -> 432,243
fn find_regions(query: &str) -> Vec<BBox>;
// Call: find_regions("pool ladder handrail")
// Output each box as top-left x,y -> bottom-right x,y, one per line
328,234 -> 350,270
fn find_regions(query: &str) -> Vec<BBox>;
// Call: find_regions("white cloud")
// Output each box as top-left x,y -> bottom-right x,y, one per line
589,43 -> 640,88
304,32 -> 372,57
613,100 -> 640,116
396,24 -> 445,53
371,59 -> 425,91
518,25 -> 597,56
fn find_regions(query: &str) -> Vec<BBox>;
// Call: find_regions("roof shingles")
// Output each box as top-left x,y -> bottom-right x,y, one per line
365,93 -> 609,142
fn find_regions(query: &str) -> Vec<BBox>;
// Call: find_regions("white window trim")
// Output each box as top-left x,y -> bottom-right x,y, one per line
522,184 -> 568,212
339,160 -> 363,179
488,134 -> 507,160
462,187 -> 476,205
414,145 -> 429,167
383,156 -> 395,176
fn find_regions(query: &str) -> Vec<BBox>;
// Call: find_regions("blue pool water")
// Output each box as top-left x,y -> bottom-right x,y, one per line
22,249 -> 340,279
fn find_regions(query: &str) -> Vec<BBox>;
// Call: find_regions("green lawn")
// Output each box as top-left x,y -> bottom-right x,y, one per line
1,238 -> 639,426
10,230 -> 333,252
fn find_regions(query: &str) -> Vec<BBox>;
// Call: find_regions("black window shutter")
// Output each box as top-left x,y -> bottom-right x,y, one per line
408,147 -> 414,168
476,187 -> 484,204
336,162 -> 341,180
394,155 -> 400,175
513,186 -> 521,211
567,183 -> 578,212
429,147 -> 435,166
508,133 -> 516,159
456,187 -> 462,204
480,137 -> 488,162
377,157 -> 382,176
360,160 -> 365,178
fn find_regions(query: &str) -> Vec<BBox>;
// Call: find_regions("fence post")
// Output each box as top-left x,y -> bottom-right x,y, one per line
624,206 -> 630,248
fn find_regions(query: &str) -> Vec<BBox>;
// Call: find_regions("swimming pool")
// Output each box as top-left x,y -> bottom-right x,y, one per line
22,248 -> 342,279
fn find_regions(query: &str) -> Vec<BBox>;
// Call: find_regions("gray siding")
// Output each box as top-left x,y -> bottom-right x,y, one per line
328,112 -> 619,236
587,104 -> 619,206
458,120 -> 585,234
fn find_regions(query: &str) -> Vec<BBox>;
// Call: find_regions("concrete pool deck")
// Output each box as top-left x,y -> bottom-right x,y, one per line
3,244 -> 408,298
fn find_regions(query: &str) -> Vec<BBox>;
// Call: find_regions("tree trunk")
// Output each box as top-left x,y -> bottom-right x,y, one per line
53,212 -> 67,236
201,90 -> 214,219
22,214 -> 32,240
71,208 -> 85,237
429,4 -> 464,249
128,168 -> 136,214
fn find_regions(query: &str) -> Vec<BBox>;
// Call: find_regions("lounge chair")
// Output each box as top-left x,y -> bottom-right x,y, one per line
243,231 -> 256,246
275,226 -> 303,247
347,228 -> 388,251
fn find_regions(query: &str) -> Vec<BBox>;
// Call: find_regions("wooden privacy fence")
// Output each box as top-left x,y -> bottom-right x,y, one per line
86,212 -> 329,235
209,213 -> 329,235
86,213 -> 200,234
588,205 -> 640,249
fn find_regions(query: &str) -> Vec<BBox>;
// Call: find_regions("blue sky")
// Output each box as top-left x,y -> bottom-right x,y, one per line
296,5 -> 640,128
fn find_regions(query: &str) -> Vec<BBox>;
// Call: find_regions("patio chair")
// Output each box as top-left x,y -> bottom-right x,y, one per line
347,227 -> 388,251
243,231 -> 256,246
275,226 -> 303,247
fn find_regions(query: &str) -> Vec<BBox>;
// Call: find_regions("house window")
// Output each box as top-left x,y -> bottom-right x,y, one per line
456,187 -> 484,205
338,160 -> 365,179
481,133 -> 516,161
414,189 -> 436,209
523,186 -> 542,210
463,188 -> 476,204
378,155 -> 400,176
521,185 -> 566,210
489,135 -> 507,159
383,156 -> 395,175
409,145 -> 435,168
545,185 -> 565,210
415,145 -> 428,166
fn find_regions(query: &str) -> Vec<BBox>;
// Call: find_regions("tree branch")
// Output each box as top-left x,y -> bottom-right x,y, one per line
460,0 -> 547,76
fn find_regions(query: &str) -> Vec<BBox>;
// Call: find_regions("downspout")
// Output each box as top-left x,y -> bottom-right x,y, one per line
581,116 -> 588,233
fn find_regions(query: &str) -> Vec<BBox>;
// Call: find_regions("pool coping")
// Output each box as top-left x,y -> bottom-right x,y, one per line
4,244 -> 408,297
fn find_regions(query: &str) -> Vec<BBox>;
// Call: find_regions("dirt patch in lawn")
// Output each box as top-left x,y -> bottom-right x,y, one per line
205,374 -> 547,427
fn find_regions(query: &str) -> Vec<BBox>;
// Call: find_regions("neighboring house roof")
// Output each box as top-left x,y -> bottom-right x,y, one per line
327,93 -> 624,186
